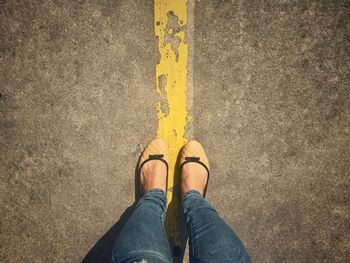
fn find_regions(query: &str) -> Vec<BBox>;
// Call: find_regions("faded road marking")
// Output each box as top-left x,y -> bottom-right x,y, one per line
154,0 -> 190,261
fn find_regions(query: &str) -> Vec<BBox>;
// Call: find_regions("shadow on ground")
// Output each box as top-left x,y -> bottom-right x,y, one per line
82,204 -> 136,263
81,165 -> 141,263
164,153 -> 189,263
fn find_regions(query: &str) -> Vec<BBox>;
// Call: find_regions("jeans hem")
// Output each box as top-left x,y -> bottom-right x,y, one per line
182,189 -> 202,200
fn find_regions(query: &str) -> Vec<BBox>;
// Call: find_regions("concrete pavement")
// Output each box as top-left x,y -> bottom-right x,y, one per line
1,0 -> 349,262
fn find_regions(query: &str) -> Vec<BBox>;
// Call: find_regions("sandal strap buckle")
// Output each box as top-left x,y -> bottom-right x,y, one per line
149,154 -> 164,159
185,157 -> 200,161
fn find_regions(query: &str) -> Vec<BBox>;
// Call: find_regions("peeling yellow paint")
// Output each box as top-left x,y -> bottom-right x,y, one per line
154,0 -> 189,259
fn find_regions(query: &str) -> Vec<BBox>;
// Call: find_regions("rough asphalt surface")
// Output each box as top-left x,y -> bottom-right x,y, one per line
1,0 -> 349,262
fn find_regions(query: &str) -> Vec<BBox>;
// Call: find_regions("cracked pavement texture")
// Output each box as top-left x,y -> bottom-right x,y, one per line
1,0 -> 349,262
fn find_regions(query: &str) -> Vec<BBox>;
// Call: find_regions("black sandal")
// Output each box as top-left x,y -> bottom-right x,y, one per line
179,140 -> 210,197
138,138 -> 169,196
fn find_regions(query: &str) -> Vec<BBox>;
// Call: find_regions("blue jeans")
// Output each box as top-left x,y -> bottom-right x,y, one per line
111,189 -> 250,263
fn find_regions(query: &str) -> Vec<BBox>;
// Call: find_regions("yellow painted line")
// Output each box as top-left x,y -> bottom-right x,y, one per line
154,0 -> 190,259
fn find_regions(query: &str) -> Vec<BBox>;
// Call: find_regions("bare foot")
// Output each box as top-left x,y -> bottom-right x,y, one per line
181,162 -> 208,197
140,160 -> 167,193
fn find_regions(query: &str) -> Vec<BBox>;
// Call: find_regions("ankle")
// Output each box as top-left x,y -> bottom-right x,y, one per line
181,162 -> 208,197
140,160 -> 167,193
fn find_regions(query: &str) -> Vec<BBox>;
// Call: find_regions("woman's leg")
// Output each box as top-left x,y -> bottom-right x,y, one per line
111,189 -> 172,263
111,138 -> 172,263
182,190 -> 251,263
179,140 -> 250,263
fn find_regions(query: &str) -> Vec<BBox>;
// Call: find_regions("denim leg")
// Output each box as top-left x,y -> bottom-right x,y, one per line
111,189 -> 172,263
182,190 -> 251,263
